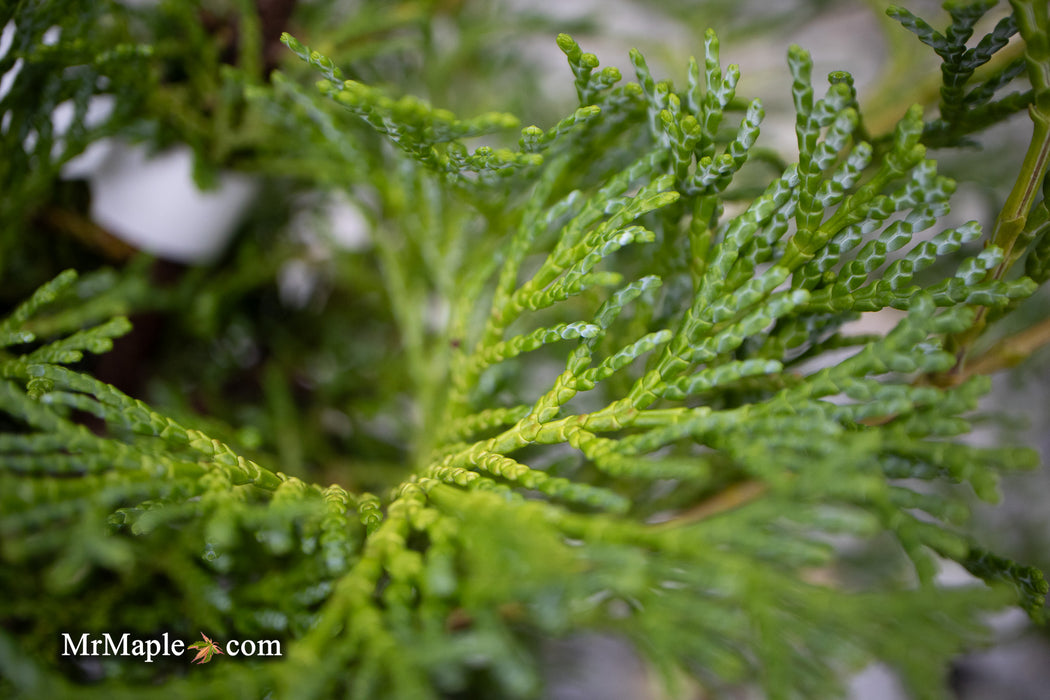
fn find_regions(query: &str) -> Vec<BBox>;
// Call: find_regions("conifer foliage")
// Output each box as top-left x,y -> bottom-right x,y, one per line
2,1 -> 1050,698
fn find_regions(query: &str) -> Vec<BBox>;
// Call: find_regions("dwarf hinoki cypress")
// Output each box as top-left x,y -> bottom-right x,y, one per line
1,1 -> 1049,699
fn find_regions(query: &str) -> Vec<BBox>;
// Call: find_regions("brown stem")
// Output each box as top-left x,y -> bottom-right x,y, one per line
650,480 -> 768,530
961,315 -> 1050,377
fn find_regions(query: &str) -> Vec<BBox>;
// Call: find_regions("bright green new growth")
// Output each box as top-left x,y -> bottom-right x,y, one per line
2,1 -> 1050,699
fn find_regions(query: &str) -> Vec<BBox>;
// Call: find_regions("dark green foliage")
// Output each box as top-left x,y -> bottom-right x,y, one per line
888,1 -> 1031,147
0,1 -> 149,282
964,547 -> 1049,623
2,2 -> 1050,699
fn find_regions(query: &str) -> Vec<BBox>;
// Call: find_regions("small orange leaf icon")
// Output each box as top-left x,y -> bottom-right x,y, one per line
187,633 -> 224,664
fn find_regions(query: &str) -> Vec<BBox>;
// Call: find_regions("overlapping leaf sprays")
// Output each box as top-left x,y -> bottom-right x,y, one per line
2,1 -> 1050,699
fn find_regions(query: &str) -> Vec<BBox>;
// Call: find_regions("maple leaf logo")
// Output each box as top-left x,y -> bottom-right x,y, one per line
187,633 -> 224,664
